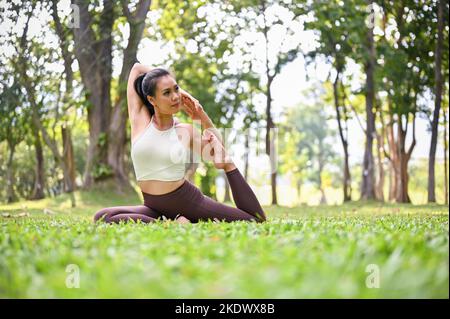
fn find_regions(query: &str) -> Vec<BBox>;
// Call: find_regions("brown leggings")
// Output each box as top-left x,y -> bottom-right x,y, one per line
93,168 -> 266,223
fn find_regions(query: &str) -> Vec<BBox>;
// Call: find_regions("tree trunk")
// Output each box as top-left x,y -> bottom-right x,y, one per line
31,130 -> 45,200
375,132 -> 385,202
61,125 -> 77,208
266,78 -> 278,205
361,0 -> 376,200
318,153 -> 327,205
388,162 -> 397,201
108,0 -> 151,193
61,125 -> 76,192
333,71 -> 351,202
394,112 -> 416,203
244,128 -> 250,181
261,1 -> 278,205
374,98 -> 385,201
72,0 -> 114,188
385,106 -> 398,201
443,106 -> 448,205
427,0 -> 444,203
6,142 -> 17,203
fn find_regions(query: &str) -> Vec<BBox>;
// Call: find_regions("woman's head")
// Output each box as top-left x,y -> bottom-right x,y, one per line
134,68 -> 181,116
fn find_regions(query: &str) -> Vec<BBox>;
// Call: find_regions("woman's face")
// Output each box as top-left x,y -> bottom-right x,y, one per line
147,75 -> 181,115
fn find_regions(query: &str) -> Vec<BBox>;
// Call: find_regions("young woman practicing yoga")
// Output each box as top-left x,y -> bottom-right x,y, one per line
94,63 -> 266,224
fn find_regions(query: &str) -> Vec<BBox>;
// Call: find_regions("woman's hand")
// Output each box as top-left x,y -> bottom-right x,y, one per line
180,89 -> 206,120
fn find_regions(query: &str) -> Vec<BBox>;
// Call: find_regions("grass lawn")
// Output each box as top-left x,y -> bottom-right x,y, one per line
0,185 -> 448,298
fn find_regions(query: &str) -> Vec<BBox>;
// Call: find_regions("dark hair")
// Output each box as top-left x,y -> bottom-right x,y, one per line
134,68 -> 174,116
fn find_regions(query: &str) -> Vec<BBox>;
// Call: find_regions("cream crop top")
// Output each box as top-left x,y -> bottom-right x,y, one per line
130,116 -> 190,181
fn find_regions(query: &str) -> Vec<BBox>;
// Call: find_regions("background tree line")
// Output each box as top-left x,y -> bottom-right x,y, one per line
0,0 -> 448,206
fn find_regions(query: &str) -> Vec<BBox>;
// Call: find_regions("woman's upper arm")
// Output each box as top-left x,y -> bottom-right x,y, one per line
127,63 -> 152,116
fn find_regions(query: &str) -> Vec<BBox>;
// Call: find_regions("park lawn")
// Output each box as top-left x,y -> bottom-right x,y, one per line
0,186 -> 448,298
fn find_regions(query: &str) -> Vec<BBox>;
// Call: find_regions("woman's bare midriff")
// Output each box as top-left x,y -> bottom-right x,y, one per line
137,178 -> 185,195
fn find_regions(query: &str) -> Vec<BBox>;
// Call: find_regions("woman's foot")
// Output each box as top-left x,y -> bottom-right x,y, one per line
175,215 -> 191,224
203,131 -> 235,171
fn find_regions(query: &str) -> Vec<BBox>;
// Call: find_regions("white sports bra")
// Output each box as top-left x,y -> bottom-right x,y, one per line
130,116 -> 190,181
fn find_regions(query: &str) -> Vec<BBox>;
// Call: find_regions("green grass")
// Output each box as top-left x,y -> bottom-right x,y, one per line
0,185 -> 448,298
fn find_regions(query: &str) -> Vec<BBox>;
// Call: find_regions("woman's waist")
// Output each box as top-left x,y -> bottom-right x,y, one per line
138,178 -> 186,195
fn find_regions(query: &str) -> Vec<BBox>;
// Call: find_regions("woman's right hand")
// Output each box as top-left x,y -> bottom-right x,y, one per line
180,89 -> 205,120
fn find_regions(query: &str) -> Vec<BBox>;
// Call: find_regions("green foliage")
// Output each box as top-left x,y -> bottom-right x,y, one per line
286,103 -> 339,186
278,125 -> 308,187
92,163 -> 113,181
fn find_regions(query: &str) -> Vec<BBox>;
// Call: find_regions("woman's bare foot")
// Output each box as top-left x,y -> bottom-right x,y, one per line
203,131 -> 235,171
175,215 -> 191,224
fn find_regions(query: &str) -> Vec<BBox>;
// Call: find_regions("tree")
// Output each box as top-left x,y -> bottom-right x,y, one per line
375,0 -> 449,203
305,0 -> 367,202
278,123 -> 308,204
0,77 -> 29,203
228,0 -> 306,205
68,0 -> 151,191
360,0 -> 377,200
287,101 -> 338,204
428,0 -> 446,202
155,0 -> 261,198
13,1 -> 77,205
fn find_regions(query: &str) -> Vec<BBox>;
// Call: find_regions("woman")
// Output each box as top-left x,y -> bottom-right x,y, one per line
94,63 -> 266,224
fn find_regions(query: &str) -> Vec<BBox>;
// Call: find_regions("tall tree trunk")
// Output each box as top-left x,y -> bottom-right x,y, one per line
427,0 -> 444,203
361,0 -> 376,200
374,98 -> 385,201
318,151 -> 327,205
385,104 -> 398,201
31,130 -> 45,200
72,0 -> 114,188
394,111 -> 416,203
388,162 -> 396,201
6,142 -> 17,203
443,106 -> 448,205
108,0 -> 151,193
265,74 -> 278,205
261,0 -> 278,205
375,132 -> 385,201
51,0 -> 76,209
61,125 -> 77,207
244,128 -> 250,181
333,70 -> 351,202
61,125 -> 76,192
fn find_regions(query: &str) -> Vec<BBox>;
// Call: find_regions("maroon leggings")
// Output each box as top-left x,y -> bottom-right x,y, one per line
93,168 -> 266,223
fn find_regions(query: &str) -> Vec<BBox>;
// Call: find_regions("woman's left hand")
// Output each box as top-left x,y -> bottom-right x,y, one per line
180,89 -> 206,120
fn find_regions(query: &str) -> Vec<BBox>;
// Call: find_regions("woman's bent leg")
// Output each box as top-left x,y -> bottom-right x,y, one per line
142,170 -> 266,223
225,168 -> 266,221
94,205 -> 162,224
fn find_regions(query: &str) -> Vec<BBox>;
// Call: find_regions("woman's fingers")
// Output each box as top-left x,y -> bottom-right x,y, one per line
180,89 -> 199,109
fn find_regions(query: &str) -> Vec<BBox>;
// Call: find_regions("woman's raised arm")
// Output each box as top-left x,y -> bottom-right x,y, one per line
127,63 -> 153,117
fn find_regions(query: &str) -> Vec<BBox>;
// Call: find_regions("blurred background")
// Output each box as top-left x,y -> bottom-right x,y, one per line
0,0 -> 448,207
